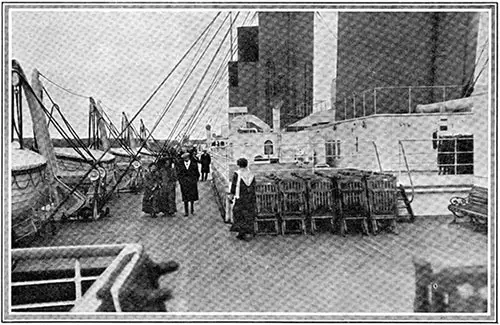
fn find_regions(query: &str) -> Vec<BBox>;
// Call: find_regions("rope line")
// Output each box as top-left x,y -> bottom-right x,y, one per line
94,103 -> 136,156
159,12 -> 240,157
38,72 -> 90,99
101,13 -> 224,203
181,10 -> 253,142
14,13 -> 221,219
180,41 -> 235,141
150,13 -> 232,158
41,86 -> 96,161
316,12 -> 337,40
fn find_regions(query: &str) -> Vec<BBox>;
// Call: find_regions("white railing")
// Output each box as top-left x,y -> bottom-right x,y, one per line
397,137 -> 474,175
210,139 -> 382,174
398,141 -> 415,203
11,244 -> 141,312
338,85 -> 464,120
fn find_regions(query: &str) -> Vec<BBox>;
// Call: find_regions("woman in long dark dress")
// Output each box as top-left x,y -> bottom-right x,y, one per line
142,162 -> 161,218
228,158 -> 256,241
158,157 -> 177,216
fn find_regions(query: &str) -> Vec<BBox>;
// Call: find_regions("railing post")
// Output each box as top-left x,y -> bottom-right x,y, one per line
344,98 -> 347,120
408,87 -> 412,113
353,95 -> 356,118
74,258 -> 82,300
373,89 -> 377,115
443,86 -> 446,102
363,92 -> 366,117
454,136 -> 458,175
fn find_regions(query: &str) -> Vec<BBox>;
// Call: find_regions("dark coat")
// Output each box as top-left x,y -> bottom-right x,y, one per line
176,159 -> 200,202
200,153 -> 211,173
229,172 -> 256,234
159,164 -> 177,214
142,170 -> 161,214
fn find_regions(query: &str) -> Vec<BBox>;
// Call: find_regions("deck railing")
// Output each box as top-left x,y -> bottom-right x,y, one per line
11,244 -> 142,313
397,137 -> 474,175
337,85 -> 464,120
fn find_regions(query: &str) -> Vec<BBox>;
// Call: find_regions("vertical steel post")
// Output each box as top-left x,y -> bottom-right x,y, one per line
408,87 -> 412,113
344,98 -> 347,120
363,92 -> 366,117
353,95 -> 356,118
74,258 -> 82,300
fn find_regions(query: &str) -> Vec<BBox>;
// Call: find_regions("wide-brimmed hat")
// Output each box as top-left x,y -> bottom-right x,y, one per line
181,152 -> 190,159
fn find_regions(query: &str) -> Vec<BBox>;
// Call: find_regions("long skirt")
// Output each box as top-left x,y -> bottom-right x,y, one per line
230,198 -> 255,235
142,188 -> 160,214
159,182 -> 177,214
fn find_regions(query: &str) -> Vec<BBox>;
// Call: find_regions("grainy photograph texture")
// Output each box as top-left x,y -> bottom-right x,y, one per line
2,2 -> 497,322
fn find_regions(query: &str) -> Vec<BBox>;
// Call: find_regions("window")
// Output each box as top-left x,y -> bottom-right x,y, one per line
325,140 -> 341,166
264,140 -> 274,155
437,135 -> 473,175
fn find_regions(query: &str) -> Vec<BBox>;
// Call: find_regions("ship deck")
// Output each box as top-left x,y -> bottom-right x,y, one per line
28,178 -> 488,313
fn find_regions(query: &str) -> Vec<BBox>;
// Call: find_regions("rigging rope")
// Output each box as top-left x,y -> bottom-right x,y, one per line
463,38 -> 489,95
316,12 -> 337,40
179,41 -> 236,141
100,13 -> 225,203
180,12 -> 254,142
39,72 -> 90,99
41,86 -> 97,161
94,102 -> 136,156
148,13 -> 217,145
158,12 -> 241,157
13,13 -> 223,220
147,13 -> 232,158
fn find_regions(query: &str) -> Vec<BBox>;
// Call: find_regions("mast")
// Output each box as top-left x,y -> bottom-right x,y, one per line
90,98 -> 111,150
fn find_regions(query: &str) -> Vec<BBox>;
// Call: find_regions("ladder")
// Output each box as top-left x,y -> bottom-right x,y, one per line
397,184 -> 415,222
397,141 -> 415,222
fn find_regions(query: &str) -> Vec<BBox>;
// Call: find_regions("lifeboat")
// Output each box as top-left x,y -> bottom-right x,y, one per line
11,144 -> 50,242
54,147 -> 117,192
109,147 -> 155,192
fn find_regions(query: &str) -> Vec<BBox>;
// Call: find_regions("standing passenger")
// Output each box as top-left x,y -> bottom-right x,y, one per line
142,162 -> 161,218
200,150 -> 211,181
158,157 -> 177,217
228,158 -> 256,241
176,152 -> 200,216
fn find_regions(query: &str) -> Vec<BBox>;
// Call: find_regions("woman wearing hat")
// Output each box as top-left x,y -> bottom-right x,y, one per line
228,158 -> 256,241
176,152 -> 200,216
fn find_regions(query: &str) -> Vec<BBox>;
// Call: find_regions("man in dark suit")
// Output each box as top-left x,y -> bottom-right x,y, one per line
176,152 -> 200,216
200,149 -> 211,181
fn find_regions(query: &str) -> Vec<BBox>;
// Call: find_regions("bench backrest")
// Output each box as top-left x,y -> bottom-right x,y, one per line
469,186 -> 488,207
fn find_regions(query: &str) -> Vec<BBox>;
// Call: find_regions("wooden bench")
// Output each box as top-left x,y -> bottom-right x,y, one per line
448,186 -> 488,231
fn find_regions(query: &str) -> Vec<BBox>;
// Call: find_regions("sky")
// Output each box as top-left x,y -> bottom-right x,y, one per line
10,9 -> 337,140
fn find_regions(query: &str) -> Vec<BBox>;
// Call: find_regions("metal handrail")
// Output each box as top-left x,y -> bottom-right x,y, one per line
398,140 -> 414,203
11,244 -> 140,313
372,141 -> 383,172
340,84 -> 464,119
